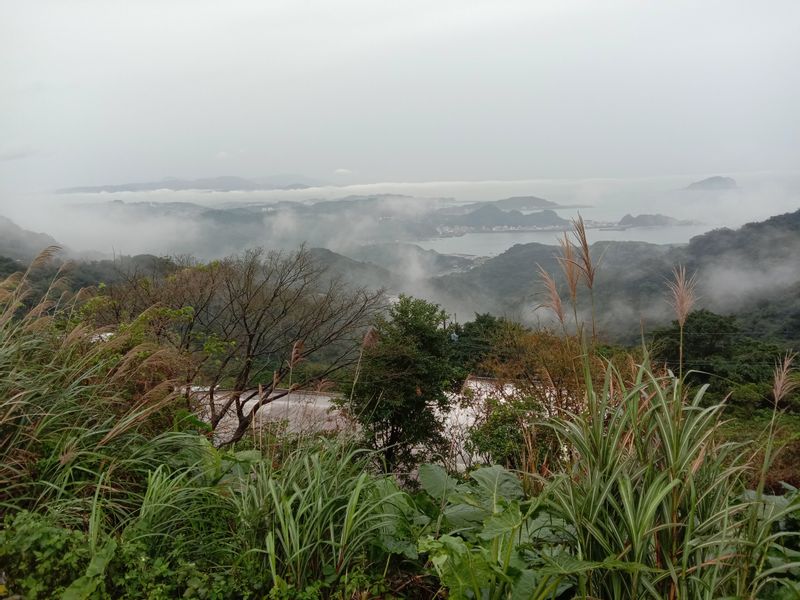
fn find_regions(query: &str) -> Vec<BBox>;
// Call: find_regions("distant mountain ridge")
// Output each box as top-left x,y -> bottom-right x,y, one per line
427,208 -> 800,344
2,207 -> 798,346
57,175 -> 316,194
438,195 -> 588,217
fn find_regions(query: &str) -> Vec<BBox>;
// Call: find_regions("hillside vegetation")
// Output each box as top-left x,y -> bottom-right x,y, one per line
431,209 -> 800,345
2,214 -> 800,598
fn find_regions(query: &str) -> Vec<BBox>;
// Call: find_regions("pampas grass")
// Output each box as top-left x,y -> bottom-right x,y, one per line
557,231 -> 581,331
570,215 -> 599,342
536,264 -> 565,328
666,265 -> 697,379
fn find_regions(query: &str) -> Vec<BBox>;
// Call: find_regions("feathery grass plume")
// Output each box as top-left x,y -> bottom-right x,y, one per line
772,352 -> 798,406
570,215 -> 596,289
755,352 -> 798,490
284,339 -> 305,392
349,327 -> 377,403
570,215 -> 598,341
555,233 -> 584,384
536,264 -> 565,327
666,265 -> 697,380
667,265 -> 697,327
362,325 -> 379,349
557,232 -> 580,302
556,231 -> 581,302
557,231 -> 581,330
26,245 -> 62,272
313,378 -> 336,393
289,340 -> 304,368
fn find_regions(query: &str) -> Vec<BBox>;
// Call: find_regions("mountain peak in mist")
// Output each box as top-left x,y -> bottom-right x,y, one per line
685,176 -> 738,191
492,196 -> 558,210
619,214 -> 688,227
0,215 -> 61,261
452,206 -> 568,229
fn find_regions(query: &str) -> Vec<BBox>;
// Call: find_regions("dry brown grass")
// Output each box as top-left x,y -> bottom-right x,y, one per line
570,215 -> 599,341
772,352 -> 798,406
570,215 -> 596,291
557,232 -> 580,305
666,264 -> 698,378
667,265 -> 698,328
536,264 -> 565,327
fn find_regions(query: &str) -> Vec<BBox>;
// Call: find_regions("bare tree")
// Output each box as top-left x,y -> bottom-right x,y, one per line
93,247 -> 384,444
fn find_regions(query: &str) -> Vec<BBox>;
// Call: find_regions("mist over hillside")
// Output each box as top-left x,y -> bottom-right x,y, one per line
4,3 -> 800,595
7,171 -> 799,262
0,216 -> 60,261
423,209 -> 800,344
2,171 -> 798,345
1,202 -> 798,345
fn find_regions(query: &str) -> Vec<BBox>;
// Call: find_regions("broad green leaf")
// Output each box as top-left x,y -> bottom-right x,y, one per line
379,533 -> 418,559
479,501 -> 524,541
470,465 -> 524,507
443,503 -> 488,531
541,552 -> 655,576
418,463 -> 458,501
61,537 -> 118,600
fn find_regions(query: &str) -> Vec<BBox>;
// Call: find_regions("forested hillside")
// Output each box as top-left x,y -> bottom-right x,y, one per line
1,209 -> 798,345
2,235 -> 799,598
5,1 -> 797,597
430,209 -> 800,344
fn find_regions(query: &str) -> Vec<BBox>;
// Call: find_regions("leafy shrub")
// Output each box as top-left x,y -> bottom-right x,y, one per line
0,511 -> 92,599
415,464 -> 572,599
347,295 -> 464,473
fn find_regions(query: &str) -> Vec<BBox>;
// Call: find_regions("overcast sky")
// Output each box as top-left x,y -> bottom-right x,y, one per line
2,0 -> 799,193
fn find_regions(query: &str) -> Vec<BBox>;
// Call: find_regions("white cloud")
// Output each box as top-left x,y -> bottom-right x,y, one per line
3,1 -> 799,190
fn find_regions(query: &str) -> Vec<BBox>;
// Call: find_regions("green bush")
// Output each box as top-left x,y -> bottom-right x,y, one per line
0,511 -> 92,599
416,464 -> 570,599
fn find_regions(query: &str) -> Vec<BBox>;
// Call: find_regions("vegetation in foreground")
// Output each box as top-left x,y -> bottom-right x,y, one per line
2,236 -> 800,599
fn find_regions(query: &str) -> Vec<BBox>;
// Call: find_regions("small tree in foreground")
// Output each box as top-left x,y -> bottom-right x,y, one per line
348,295 -> 463,473
91,247 -> 384,444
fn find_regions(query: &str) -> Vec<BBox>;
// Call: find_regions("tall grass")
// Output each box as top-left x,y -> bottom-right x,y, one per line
4,249 -> 799,598
107,436 -> 403,593
0,254 -> 188,522
544,353 -> 752,598
528,258 -> 794,597
233,439 -> 405,591
527,243 -> 800,598
0,256 -> 407,597
735,353 -> 800,599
